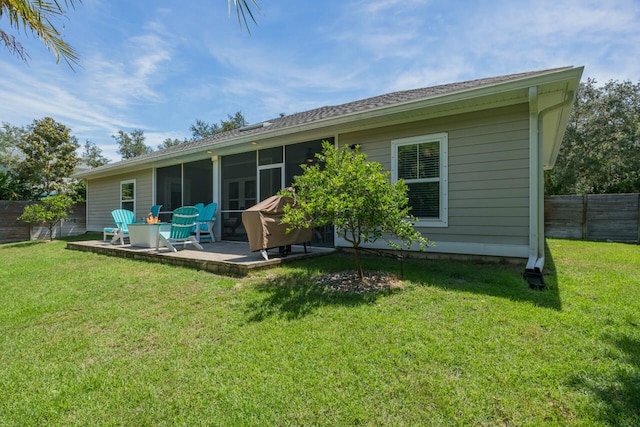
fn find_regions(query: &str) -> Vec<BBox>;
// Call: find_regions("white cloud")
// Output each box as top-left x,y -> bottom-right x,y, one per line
199,41 -> 373,120
454,0 -> 640,79
330,0 -> 431,61
0,62 -> 138,130
358,0 -> 430,15
83,23 -> 174,109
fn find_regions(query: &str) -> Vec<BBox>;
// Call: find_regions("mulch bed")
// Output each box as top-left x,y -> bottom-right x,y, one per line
314,270 -> 403,294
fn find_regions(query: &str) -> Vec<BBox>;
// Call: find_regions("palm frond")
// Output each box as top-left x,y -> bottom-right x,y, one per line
0,29 -> 29,62
229,0 -> 261,34
0,0 -> 81,68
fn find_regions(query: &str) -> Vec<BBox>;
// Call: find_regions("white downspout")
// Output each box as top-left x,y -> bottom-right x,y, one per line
527,88 -> 575,271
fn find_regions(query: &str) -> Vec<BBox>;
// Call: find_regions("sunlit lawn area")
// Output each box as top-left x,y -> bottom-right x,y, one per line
0,236 -> 639,425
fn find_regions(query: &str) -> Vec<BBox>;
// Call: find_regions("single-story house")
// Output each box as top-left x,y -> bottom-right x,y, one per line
75,66 -> 584,271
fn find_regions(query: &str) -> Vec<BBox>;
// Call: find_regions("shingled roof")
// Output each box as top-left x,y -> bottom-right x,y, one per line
191,66 -> 573,145
78,66 -> 575,175
259,66 -> 574,130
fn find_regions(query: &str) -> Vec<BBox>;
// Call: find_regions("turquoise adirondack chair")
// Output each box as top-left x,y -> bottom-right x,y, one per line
103,225 -> 117,241
150,204 -> 162,218
194,202 -> 217,242
109,209 -> 136,245
156,206 -> 203,252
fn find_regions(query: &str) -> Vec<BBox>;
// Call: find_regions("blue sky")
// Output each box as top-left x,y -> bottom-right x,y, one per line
1,0 -> 639,161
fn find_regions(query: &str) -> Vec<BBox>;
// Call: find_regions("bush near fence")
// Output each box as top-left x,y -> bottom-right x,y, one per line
545,193 -> 640,243
0,201 -> 86,243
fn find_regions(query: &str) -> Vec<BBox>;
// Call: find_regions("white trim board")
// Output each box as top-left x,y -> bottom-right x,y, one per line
334,237 -> 528,258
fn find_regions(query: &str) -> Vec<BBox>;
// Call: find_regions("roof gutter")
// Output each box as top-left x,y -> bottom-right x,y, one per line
526,87 -> 575,282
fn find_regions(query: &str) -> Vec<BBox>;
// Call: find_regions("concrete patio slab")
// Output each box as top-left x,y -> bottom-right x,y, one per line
67,239 -> 335,277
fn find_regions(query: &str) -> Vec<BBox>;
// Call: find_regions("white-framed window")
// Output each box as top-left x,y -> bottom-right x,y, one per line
120,179 -> 136,212
391,133 -> 448,227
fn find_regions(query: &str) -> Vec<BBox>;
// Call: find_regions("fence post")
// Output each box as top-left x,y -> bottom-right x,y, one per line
581,194 -> 588,240
637,194 -> 640,244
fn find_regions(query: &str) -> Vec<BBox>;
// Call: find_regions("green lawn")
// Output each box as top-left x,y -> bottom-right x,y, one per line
0,237 -> 638,426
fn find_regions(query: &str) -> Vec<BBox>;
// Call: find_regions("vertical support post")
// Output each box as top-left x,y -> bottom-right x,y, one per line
637,193 -> 640,244
212,155 -> 221,240
582,194 -> 588,241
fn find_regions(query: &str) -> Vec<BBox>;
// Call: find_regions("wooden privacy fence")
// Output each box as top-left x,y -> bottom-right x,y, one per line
545,193 -> 640,243
0,201 -> 86,243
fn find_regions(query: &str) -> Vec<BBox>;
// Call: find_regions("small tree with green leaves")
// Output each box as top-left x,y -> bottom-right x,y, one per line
282,141 -> 431,281
18,194 -> 74,241
16,117 -> 80,199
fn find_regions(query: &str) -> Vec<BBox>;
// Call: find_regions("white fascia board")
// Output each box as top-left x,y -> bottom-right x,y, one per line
543,88 -> 581,169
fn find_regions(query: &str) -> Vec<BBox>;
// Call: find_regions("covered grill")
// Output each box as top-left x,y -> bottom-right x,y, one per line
242,194 -> 312,259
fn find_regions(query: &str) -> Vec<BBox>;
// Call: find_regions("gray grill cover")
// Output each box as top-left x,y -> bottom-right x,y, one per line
242,195 -> 313,252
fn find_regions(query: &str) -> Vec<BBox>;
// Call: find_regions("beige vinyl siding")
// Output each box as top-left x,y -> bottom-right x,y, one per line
86,169 -> 153,232
340,103 -> 530,247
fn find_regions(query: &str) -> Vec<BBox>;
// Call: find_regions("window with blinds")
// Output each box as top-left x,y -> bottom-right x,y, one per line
392,133 -> 448,226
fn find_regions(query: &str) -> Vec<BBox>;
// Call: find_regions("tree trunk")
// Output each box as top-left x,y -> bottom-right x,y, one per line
353,246 -> 364,282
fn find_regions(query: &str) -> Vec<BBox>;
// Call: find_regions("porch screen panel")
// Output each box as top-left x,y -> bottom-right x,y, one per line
183,159 -> 213,205
284,138 -> 328,185
258,147 -> 283,166
156,164 -> 182,220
